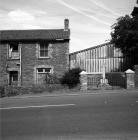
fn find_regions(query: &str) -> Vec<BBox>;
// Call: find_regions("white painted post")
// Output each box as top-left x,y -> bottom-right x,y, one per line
125,69 -> 135,89
80,71 -> 87,91
100,63 -> 110,89
102,63 -> 106,79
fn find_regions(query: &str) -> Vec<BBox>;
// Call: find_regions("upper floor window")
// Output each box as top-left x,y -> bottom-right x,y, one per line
8,43 -> 20,59
39,43 -> 48,58
10,43 -> 19,52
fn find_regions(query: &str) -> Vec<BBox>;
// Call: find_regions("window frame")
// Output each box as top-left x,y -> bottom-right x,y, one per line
12,72 -> 18,81
9,43 -> 19,52
39,43 -> 49,58
37,68 -> 51,74
9,71 -> 18,86
8,43 -> 20,59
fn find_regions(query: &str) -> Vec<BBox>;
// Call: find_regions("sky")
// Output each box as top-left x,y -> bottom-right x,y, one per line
0,0 -> 136,52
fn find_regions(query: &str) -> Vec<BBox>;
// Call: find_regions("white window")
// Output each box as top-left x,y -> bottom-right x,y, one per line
36,68 -> 51,84
37,68 -> 51,73
39,43 -> 48,58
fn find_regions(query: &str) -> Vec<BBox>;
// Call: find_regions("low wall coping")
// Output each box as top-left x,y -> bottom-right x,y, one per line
80,71 -> 87,75
125,69 -> 135,74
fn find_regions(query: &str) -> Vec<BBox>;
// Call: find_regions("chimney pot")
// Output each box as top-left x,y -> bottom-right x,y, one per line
64,19 -> 69,31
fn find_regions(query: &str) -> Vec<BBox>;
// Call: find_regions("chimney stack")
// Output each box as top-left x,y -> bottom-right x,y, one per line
64,19 -> 69,31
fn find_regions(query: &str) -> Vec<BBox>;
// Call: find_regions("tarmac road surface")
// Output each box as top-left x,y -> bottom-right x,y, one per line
0,91 -> 138,140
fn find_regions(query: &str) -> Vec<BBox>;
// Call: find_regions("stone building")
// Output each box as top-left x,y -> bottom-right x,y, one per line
0,19 -> 70,86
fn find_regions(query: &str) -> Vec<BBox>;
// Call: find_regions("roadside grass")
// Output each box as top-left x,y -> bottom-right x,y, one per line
0,84 -> 81,98
0,84 -> 129,98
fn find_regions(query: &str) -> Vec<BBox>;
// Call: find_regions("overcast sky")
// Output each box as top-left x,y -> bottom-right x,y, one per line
0,0 -> 136,52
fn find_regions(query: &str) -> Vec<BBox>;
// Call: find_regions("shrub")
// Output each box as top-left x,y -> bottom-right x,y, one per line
5,86 -> 19,97
0,86 -> 19,97
44,84 -> 64,93
45,73 -> 60,84
29,85 -> 46,94
60,68 -> 82,89
29,84 -> 64,93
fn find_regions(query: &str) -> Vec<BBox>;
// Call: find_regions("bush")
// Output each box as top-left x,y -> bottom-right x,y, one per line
60,68 -> 82,89
5,86 -> 19,97
7,89 -> 19,97
29,84 -> 64,93
44,84 -> 64,93
45,73 -> 60,84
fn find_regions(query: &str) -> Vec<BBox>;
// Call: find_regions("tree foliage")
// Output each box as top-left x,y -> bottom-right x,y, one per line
111,15 -> 138,67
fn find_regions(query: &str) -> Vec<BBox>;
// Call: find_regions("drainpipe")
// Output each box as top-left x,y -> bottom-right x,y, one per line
19,43 -> 22,86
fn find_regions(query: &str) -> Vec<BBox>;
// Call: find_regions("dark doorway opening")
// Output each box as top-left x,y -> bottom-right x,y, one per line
9,71 -> 18,85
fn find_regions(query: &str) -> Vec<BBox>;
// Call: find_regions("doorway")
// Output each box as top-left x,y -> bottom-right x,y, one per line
9,71 -> 18,85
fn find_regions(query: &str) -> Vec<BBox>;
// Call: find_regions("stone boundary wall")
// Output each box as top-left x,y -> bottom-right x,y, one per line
135,65 -> 138,88
80,72 -> 126,91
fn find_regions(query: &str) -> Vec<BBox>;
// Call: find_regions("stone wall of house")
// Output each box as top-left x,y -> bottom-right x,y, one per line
51,41 -> 69,77
135,65 -> 138,88
21,41 -> 69,86
0,43 -> 21,86
21,43 -> 36,86
0,44 -> 8,86
0,40 -> 69,87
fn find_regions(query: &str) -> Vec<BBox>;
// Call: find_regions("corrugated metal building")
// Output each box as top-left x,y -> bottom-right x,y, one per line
69,42 -> 128,73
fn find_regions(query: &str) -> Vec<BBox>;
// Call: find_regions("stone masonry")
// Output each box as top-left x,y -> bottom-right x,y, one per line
21,41 -> 69,86
0,19 -> 70,87
0,40 -> 69,87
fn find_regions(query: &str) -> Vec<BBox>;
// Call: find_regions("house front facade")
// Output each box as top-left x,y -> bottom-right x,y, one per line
0,19 -> 70,86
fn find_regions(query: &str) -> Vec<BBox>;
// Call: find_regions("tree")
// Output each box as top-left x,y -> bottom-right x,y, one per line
111,15 -> 138,69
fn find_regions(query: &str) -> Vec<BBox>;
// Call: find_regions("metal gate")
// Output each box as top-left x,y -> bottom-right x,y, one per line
87,72 -> 126,89
87,73 -> 102,89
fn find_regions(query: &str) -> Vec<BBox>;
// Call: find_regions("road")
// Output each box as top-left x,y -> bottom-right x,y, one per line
0,91 -> 138,140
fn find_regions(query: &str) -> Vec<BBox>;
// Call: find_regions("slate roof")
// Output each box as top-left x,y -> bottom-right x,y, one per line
0,29 -> 70,41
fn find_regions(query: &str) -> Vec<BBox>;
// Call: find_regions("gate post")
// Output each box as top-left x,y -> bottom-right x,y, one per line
80,71 -> 87,91
125,69 -> 135,89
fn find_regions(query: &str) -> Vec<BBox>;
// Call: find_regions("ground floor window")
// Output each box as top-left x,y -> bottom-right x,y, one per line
37,68 -> 51,73
36,68 -> 51,84
9,71 -> 18,85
